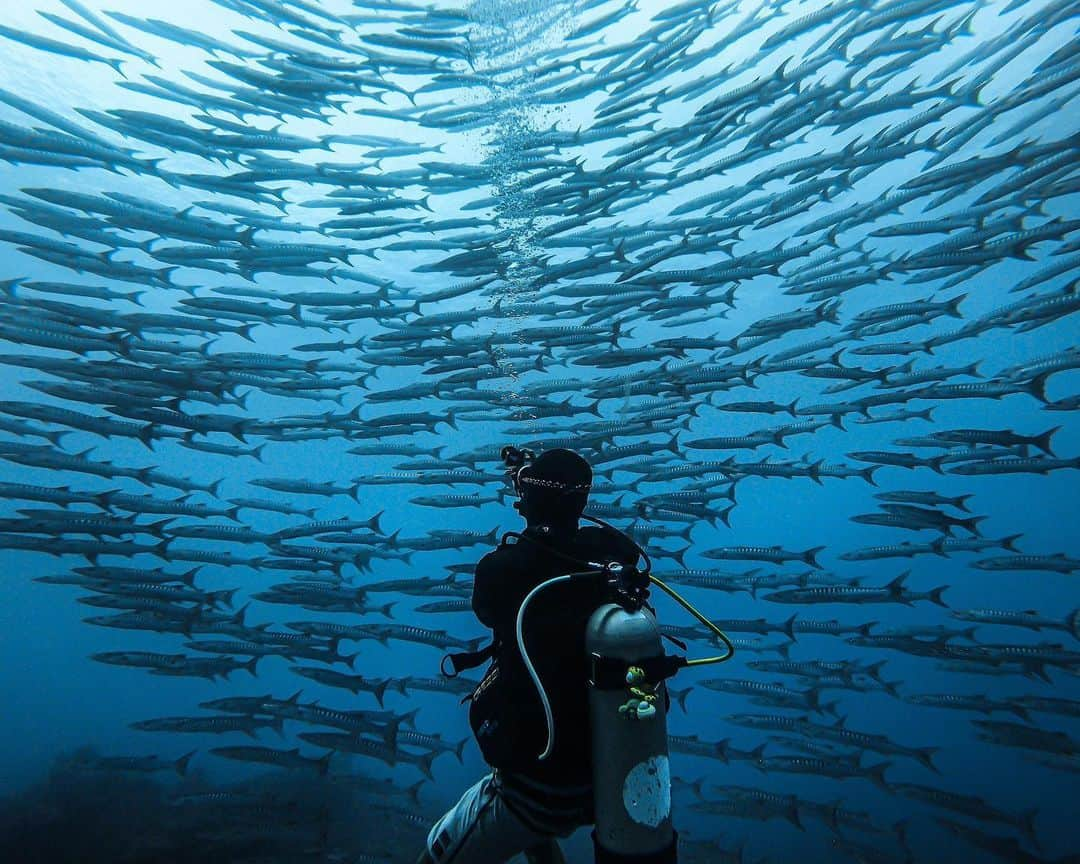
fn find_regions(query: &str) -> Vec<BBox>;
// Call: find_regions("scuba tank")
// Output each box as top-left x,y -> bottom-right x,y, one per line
507,529 -> 732,864
586,600 -> 676,863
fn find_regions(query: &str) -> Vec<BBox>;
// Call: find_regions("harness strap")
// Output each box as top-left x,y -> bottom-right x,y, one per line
588,652 -> 688,691
441,640 -> 497,679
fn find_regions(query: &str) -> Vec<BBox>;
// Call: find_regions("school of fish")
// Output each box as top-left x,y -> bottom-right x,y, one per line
0,0 -> 1077,862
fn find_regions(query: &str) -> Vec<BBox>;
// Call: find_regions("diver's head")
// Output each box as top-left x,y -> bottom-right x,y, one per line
513,447 -> 592,533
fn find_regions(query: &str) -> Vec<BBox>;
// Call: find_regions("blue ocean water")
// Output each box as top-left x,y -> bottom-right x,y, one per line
0,0 -> 1077,862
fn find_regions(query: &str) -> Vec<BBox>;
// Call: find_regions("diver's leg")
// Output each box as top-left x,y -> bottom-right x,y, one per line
419,774 -> 549,864
416,775 -> 490,864
524,838 -> 567,864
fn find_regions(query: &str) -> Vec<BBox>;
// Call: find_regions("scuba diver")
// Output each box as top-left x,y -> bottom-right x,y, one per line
416,447 -> 734,864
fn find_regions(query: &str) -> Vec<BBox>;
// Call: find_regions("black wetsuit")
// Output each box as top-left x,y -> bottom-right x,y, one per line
471,522 -> 641,831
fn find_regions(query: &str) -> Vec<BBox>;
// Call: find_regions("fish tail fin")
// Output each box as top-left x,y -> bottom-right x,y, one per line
317,750 -> 333,776
1067,608 -> 1080,642
1034,425 -> 1060,457
706,737 -> 729,765
367,509 -> 384,534
928,586 -> 949,608
865,659 -> 887,682
964,514 -> 987,536
1009,704 -> 1030,721
669,686 -> 692,713
952,4 -> 978,36
1024,372 -> 1050,404
918,747 -> 940,773
175,750 -> 196,776
1000,533 -> 1023,552
947,293 -> 966,318
46,428 -> 71,448
454,737 -> 468,764
407,779 -> 425,805
962,80 -> 986,107
953,494 -> 973,513
417,750 -> 437,781
245,656 -> 259,677
158,265 -> 179,287
802,546 -> 825,568
868,761 -> 891,790
382,717 -> 403,748
373,680 -> 388,708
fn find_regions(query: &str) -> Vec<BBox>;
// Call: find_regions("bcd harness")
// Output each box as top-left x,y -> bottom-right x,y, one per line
441,515 -> 735,725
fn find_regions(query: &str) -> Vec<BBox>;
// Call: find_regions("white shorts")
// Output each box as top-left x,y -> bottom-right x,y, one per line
426,773 -> 575,864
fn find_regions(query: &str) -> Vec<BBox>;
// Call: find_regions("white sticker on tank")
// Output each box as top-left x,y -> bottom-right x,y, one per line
622,755 -> 671,827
